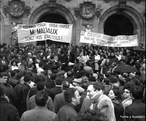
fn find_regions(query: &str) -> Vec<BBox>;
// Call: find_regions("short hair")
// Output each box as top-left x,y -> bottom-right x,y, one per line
50,73 -> 56,80
64,88 -> 77,103
24,74 -> 32,82
112,87 -> 122,100
91,82 -> 104,91
55,75 -> 64,85
62,81 -> 70,90
0,72 -> 9,78
37,81 -> 45,91
35,90 -> 48,107
10,70 -> 17,77
131,85 -> 144,99
124,81 -> 135,93
34,74 -> 46,83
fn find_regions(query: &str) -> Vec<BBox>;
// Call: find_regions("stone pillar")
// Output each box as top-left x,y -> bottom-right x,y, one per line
75,19 -> 82,46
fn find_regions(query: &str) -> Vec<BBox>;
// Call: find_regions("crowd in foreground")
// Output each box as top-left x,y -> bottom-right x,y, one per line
0,42 -> 145,121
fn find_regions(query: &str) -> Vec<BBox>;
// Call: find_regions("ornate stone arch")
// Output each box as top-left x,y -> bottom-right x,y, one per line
99,5 -> 145,44
29,3 -> 75,44
29,3 -> 75,24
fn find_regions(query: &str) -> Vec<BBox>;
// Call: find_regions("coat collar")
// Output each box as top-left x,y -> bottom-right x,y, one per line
91,90 -> 103,103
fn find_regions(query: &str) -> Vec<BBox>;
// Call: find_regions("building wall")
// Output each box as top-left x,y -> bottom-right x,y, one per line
0,0 -> 145,47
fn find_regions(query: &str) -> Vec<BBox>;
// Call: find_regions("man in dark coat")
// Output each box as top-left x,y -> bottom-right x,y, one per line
125,85 -> 145,121
54,81 -> 70,113
18,73 -> 31,116
0,84 -> 20,121
54,88 -> 81,121
49,76 -> 63,101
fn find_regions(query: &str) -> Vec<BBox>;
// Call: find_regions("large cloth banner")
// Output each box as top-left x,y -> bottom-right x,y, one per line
17,22 -> 73,43
80,31 -> 138,47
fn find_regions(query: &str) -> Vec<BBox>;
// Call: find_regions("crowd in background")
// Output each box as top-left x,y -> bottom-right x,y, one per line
0,42 -> 145,121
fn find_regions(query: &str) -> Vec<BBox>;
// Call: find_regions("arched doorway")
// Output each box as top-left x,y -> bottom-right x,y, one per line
99,5 -> 145,46
37,13 -> 68,45
104,14 -> 134,36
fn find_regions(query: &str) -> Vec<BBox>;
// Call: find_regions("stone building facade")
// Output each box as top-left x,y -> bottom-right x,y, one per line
0,0 -> 145,47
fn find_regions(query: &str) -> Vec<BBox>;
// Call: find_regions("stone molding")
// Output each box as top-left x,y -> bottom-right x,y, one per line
3,0 -> 30,18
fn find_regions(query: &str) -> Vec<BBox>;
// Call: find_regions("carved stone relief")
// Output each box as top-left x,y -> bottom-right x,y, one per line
3,0 -> 30,18
74,2 -> 102,20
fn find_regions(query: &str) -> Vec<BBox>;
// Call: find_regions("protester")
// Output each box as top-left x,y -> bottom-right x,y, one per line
0,43 -> 145,121
80,82 -> 116,121
0,84 -> 20,121
108,87 -> 124,121
27,81 -> 55,112
21,90 -> 56,121
54,88 -> 81,121
125,85 -> 145,121
54,81 -> 70,113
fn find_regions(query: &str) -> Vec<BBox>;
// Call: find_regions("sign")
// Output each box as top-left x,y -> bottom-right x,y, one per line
17,22 -> 73,43
80,31 -> 138,47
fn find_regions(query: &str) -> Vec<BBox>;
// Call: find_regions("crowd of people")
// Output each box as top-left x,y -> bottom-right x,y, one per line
0,42 -> 145,121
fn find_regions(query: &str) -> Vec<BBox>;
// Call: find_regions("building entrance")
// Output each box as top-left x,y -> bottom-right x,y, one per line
37,13 -> 68,46
104,14 -> 134,36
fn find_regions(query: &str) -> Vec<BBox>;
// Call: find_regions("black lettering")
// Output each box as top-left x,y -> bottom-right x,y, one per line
30,29 -> 35,35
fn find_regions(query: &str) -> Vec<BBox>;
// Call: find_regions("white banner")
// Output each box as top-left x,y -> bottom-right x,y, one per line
17,22 -> 73,43
80,31 -> 138,47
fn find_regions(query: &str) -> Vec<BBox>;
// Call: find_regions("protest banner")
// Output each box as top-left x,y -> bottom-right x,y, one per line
17,22 -> 73,43
80,31 -> 138,47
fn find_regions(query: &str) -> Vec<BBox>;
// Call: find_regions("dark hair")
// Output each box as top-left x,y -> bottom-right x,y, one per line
112,87 -> 122,100
35,74 -> 46,83
50,73 -> 56,80
35,90 -> 48,106
64,88 -> 77,103
15,72 -> 23,80
62,81 -> 70,90
131,85 -> 144,99
124,81 -> 135,93
24,74 -> 32,82
91,82 -> 104,91
0,72 -> 9,78
37,81 -> 45,91
10,70 -> 17,77
55,76 -> 64,85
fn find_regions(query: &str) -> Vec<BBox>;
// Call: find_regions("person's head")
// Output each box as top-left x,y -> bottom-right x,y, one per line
23,73 -> 32,83
62,81 -> 70,91
50,73 -> 56,80
67,71 -> 73,77
34,74 -> 46,84
108,87 -> 122,100
64,88 -> 81,106
55,75 -> 64,85
10,70 -> 17,78
87,82 -> 104,99
122,82 -> 134,99
35,90 -> 48,107
11,61 -> 17,66
131,85 -> 144,100
0,72 -> 9,84
109,76 -> 120,88
36,81 -> 45,91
